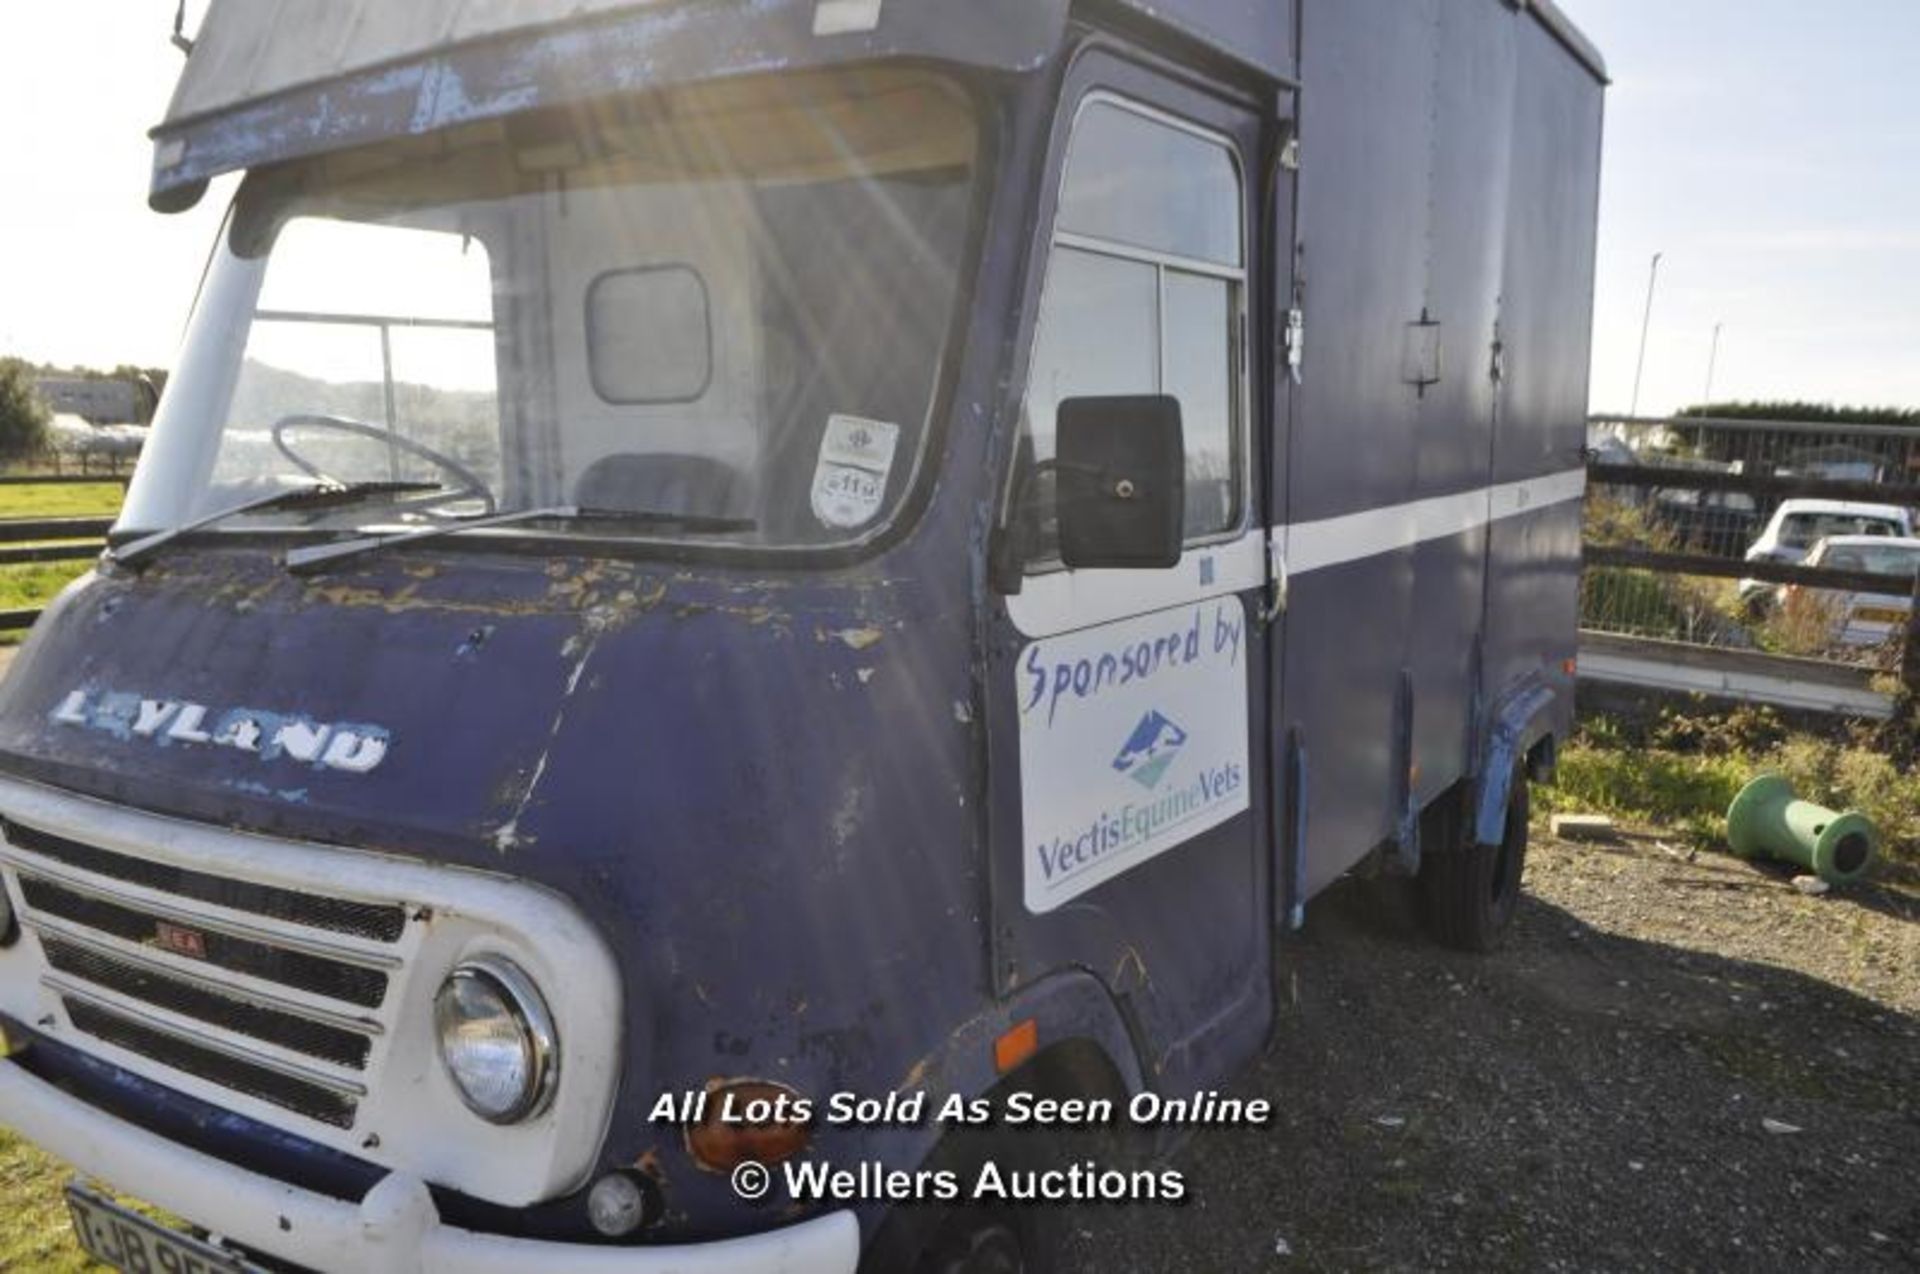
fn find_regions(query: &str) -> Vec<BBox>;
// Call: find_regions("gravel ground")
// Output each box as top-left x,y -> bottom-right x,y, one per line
1060,828 -> 1919,1273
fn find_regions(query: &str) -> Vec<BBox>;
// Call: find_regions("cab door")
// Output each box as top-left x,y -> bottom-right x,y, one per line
986,56 -> 1277,1095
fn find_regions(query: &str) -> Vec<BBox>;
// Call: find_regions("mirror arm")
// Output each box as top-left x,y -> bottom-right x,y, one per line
989,458 -> 1115,596
988,519 -> 1027,597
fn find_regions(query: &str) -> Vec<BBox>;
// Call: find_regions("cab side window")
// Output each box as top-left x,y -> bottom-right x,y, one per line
1020,98 -> 1245,559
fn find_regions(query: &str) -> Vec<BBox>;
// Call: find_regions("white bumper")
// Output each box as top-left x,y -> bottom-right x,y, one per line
0,1057 -> 860,1274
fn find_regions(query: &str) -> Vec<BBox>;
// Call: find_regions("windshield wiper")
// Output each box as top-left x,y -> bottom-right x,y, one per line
110,481 -> 445,568
283,505 -> 759,574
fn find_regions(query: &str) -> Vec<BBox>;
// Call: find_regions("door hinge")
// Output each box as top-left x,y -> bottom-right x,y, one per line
1402,310 -> 1442,394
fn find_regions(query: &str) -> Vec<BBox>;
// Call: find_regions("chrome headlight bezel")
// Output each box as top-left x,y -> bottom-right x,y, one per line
433,956 -> 558,1125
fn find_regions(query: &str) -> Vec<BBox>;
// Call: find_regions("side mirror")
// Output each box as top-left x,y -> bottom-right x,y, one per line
1056,395 -> 1185,570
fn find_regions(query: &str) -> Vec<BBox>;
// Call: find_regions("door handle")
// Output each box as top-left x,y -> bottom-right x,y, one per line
1260,536 -> 1289,627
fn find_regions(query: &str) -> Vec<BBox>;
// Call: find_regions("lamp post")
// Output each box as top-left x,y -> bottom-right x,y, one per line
1704,321 -> 1723,402
1629,251 -> 1663,419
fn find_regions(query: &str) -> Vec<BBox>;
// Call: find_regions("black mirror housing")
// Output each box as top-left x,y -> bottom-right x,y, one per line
1056,395 -> 1185,570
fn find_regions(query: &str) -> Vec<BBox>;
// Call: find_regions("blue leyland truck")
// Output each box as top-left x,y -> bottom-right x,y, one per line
0,1 -> 1604,1270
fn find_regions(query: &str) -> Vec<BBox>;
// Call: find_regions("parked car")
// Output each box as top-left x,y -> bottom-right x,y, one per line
1738,498 -> 1914,606
1781,535 -> 1920,648
1649,485 -> 1760,559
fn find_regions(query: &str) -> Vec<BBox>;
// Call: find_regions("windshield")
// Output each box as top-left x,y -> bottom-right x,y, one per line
122,70 -> 979,552
1815,542 -> 1920,577
1780,512 -> 1904,549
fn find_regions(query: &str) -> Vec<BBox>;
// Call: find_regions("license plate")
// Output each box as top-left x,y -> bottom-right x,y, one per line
65,1183 -> 251,1274
1855,606 -> 1905,624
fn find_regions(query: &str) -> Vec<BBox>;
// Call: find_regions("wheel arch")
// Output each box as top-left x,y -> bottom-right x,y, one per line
1472,673 -> 1564,846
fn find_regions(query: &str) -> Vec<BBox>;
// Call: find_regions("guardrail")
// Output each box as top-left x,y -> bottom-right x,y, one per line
0,516 -> 111,631
0,474 -> 128,486
1577,631 -> 1897,721
1583,413 -> 1920,719
0,517 -> 112,572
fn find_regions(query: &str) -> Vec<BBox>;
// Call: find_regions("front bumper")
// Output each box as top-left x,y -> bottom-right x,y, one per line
0,1056 -> 860,1274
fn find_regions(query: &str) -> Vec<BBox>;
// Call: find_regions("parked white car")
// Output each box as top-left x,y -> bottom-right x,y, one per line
1781,535 -> 1920,647
1737,498 -> 1914,605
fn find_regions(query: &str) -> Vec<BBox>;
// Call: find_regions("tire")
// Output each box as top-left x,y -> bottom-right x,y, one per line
862,1130 -> 1057,1274
1420,768 -> 1529,952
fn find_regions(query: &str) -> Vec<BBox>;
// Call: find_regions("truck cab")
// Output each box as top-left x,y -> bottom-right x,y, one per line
0,2 -> 1604,1271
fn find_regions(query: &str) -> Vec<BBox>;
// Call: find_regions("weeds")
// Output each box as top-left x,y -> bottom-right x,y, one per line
1541,705 -> 1920,876
1580,495 -> 1753,645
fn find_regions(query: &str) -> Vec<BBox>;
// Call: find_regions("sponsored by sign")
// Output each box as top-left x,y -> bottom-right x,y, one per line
1018,601 -> 1249,914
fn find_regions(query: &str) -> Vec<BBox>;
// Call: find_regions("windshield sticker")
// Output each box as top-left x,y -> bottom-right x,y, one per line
811,414 -> 901,530
51,687 -> 391,775
1017,602 -> 1249,914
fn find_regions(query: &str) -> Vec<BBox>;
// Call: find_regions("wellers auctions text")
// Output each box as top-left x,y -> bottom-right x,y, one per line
784,1159 -> 1188,1205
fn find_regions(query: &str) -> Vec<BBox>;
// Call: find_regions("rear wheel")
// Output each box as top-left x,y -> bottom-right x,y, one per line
1420,768 -> 1529,952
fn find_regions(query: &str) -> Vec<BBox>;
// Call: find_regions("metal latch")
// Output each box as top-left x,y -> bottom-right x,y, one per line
1280,137 -> 1301,172
1260,537 -> 1290,626
1284,307 -> 1305,385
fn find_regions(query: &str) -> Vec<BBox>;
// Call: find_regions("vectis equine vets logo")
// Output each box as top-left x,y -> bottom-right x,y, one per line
1112,710 -> 1188,790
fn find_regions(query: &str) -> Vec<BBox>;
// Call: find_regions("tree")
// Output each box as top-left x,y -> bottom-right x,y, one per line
0,358 -> 50,461
1678,400 -> 1920,427
1676,400 -> 1920,470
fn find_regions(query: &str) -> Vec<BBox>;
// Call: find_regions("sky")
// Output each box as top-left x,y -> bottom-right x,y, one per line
1560,0 -> 1920,415
0,0 -> 1915,416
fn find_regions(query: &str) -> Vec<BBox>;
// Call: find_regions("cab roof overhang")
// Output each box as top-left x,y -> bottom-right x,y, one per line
148,0 -> 1075,211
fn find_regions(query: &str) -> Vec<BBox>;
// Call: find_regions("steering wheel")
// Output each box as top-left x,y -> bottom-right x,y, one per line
271,414 -> 496,515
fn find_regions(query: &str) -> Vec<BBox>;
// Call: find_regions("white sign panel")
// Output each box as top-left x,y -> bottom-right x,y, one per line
1018,600 -> 1250,914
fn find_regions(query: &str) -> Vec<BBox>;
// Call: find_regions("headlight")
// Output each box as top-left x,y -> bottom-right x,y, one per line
433,958 -> 556,1124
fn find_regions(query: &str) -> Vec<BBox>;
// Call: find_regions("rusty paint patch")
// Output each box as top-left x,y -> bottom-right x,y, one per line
633,1146 -> 669,1189
823,626 -> 884,651
898,1054 -> 933,1092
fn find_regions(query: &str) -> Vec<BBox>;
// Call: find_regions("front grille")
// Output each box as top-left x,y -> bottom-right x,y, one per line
17,877 -> 388,1008
0,813 -> 412,1134
63,997 -> 358,1129
2,817 -> 406,941
41,937 -> 372,1070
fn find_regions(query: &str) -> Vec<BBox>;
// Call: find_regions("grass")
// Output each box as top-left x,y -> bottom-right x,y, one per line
1,1129 -> 96,1272
0,483 -> 121,647
1539,706 -> 1920,877
0,561 -> 94,646
0,483 -> 124,521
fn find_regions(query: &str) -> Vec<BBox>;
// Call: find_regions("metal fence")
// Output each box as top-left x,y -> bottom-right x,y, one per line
4,432 -> 1919,710
1580,415 -> 1920,718
0,474 -> 117,632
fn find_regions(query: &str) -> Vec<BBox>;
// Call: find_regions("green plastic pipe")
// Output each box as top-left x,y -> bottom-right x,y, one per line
1725,774 -> 1878,886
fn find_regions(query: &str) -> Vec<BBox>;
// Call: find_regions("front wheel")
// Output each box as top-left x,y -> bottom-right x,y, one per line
1420,767 -> 1529,952
862,1131 -> 1056,1274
